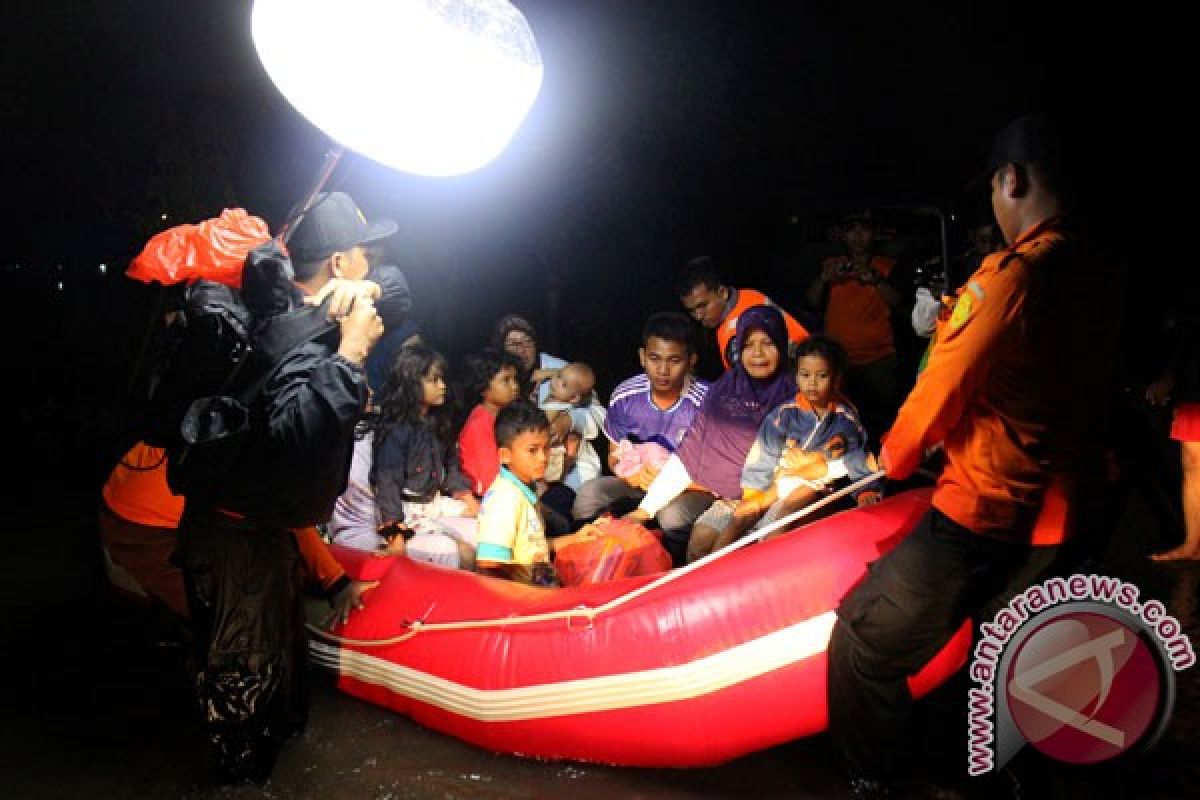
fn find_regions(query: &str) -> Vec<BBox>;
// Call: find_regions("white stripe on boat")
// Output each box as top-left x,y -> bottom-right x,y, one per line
310,610 -> 836,722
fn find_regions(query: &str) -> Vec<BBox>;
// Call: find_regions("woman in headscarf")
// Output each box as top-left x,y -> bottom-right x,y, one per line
627,305 -> 797,565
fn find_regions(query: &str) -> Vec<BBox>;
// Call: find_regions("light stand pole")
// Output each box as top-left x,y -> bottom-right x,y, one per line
937,206 -> 951,290
276,145 -> 347,245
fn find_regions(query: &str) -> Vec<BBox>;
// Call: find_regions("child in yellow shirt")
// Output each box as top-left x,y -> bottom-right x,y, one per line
475,402 -> 596,585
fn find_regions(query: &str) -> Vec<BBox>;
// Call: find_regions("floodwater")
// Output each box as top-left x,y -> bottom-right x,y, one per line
2,488 -> 1197,800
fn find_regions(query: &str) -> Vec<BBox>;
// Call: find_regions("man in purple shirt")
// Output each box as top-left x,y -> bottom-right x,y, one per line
572,312 -> 710,524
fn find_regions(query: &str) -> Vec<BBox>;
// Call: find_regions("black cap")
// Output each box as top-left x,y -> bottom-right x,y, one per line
963,113 -> 1065,194
287,191 -> 398,262
985,113 -> 1063,173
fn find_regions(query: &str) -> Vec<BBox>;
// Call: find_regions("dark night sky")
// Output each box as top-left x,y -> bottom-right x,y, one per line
6,2 -> 1182,256
1,1 -> 1187,475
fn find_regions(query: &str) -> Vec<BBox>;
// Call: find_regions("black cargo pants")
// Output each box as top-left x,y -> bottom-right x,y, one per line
826,508 -> 1028,780
176,505 -> 309,784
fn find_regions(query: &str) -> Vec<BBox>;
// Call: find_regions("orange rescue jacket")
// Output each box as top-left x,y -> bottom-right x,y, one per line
823,255 -> 896,366
882,217 -> 1120,544
102,442 -> 185,529
105,443 -> 347,595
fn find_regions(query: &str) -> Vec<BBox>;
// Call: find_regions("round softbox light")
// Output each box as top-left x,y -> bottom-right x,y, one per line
252,0 -> 543,177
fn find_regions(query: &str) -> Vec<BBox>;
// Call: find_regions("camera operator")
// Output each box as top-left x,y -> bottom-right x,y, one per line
806,210 -> 904,440
911,223 -> 1001,352
910,257 -> 948,339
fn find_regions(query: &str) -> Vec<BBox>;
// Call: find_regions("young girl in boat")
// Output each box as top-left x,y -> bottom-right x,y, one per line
687,335 -> 883,561
626,305 -> 798,565
330,345 -> 479,568
458,349 -> 525,497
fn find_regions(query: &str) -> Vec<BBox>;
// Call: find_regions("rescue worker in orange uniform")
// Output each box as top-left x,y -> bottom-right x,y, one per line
677,256 -> 808,372
806,211 -> 905,441
825,114 -> 1122,797
99,441 -> 357,621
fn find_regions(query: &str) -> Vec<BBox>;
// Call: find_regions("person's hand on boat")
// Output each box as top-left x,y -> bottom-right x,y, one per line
306,277 -> 382,320
325,579 -> 380,628
453,491 -> 481,517
877,446 -> 901,478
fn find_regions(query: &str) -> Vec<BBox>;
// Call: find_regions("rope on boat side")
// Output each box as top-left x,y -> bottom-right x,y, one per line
308,469 -> 887,647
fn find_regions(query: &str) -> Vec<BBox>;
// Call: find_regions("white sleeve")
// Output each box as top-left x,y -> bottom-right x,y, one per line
637,454 -> 692,516
911,287 -> 940,337
568,394 -> 606,440
540,353 -> 568,371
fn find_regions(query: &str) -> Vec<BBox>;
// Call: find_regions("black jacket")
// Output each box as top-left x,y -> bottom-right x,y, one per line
204,332 -> 368,529
372,420 -> 470,524
173,243 -> 403,527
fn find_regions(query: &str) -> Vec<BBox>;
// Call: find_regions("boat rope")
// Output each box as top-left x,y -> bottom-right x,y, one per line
308,469 -> 886,647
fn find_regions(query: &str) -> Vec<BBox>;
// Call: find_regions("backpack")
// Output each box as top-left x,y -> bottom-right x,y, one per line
128,240 -> 335,500
166,293 -> 336,500
116,209 -> 271,472
140,280 -> 255,455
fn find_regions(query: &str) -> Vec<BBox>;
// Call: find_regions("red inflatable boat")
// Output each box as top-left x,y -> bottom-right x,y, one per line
312,489 -> 971,767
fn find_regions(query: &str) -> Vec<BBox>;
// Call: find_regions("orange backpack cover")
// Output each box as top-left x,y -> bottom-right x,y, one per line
126,208 -> 271,288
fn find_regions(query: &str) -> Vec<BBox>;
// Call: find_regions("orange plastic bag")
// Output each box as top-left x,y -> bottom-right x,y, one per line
555,518 -> 672,587
126,208 -> 272,288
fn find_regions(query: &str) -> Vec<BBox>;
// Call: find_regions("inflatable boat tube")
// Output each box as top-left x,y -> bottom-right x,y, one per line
312,488 -> 971,767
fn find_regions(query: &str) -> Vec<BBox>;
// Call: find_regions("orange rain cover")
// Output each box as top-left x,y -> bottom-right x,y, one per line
126,208 -> 271,288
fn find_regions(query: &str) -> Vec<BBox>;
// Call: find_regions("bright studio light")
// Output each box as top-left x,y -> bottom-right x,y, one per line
252,0 -> 543,177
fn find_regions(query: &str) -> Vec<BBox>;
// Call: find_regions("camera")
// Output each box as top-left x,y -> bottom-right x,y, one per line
913,257 -> 945,290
